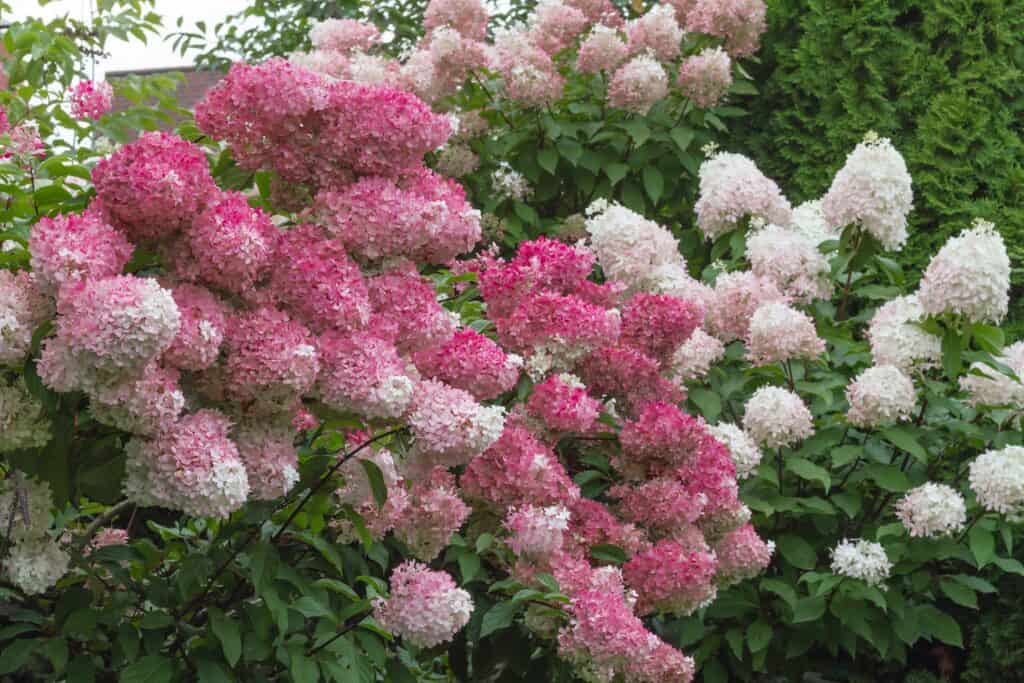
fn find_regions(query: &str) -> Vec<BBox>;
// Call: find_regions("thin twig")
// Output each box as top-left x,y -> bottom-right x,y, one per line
76,499 -> 134,552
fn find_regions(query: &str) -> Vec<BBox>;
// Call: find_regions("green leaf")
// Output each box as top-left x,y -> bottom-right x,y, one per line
864,463 -> 912,492
480,601 -> 520,638
120,655 -> 174,683
385,659 -> 418,683
359,459 -> 388,508
724,628 -> 744,660
939,579 -> 977,609
969,526 -> 995,567
537,148 -> 558,174
620,120 -> 650,145
880,427 -> 928,464
760,578 -> 798,610
920,607 -> 963,647
791,596 -> 826,624
971,323 -> 1004,354
688,387 -> 721,421
786,457 -> 832,492
642,166 -> 664,205
458,551 -> 481,584
747,621 -> 772,653
604,163 -> 629,185
196,657 -> 234,683
993,557 -> 1024,576
290,652 -> 320,682
942,328 -> 963,381
0,639 -> 36,675
208,608 -> 242,667
589,544 -> 627,565
670,127 -> 695,153
776,534 -> 818,570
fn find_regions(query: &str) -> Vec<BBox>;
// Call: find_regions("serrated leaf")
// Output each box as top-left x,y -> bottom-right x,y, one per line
480,601 -> 520,638
747,621 -> 772,653
688,387 -> 721,421
537,148 -> 558,174
359,459 -> 388,508
791,596 -> 826,624
786,457 -> 831,492
864,464 -> 911,492
604,163 -> 629,185
208,610 -> 240,667
969,526 -> 995,567
880,427 -> 928,464
776,535 -> 817,570
120,655 -> 173,683
0,639 -> 36,675
670,127 -> 695,153
920,607 -> 962,647
939,579 -> 977,609
642,166 -> 664,205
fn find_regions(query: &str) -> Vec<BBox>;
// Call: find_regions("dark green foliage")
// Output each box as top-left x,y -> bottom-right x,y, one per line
962,573 -> 1024,683
734,0 -> 1024,326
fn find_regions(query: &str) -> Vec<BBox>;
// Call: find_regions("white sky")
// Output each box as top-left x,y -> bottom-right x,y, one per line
5,0 -> 251,76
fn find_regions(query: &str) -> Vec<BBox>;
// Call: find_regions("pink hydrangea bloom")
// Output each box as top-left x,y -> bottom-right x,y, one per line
317,330 -> 415,419
406,379 -> 505,469
368,261 -> 457,353
44,275 -> 179,387
626,4 -> 683,61
92,132 -> 216,240
495,291 -> 621,360
222,307 -> 319,410
123,409 -> 249,518
505,504 -> 570,558
706,270 -> 787,342
620,293 -> 703,362
745,302 -> 825,366
188,191 -> 279,296
747,224 -> 831,304
492,27 -> 566,107
685,0 -> 767,57
423,0 -> 489,41
29,209 -> 133,294
668,328 -> 725,384
315,167 -> 480,264
565,0 -> 624,26
607,55 -> 668,115
712,523 -> 774,586
742,386 -> 814,448
163,283 -> 228,371
90,363 -> 184,436
232,421 -> 300,500
528,1 -> 589,55
68,80 -> 114,120
526,373 -> 602,434
677,47 -> 733,108
567,497 -> 647,555
269,224 -> 370,333
391,469 -> 470,561
413,329 -> 521,401
577,346 -> 683,415
695,152 -> 792,241
576,25 -> 629,74
675,435 -> 741,527
461,424 -> 579,510
612,479 -> 705,537
309,18 -> 380,52
618,402 -> 712,476
88,528 -> 129,553
559,586 -> 696,683
374,561 -> 473,648
623,540 -> 717,615
0,271 -> 53,367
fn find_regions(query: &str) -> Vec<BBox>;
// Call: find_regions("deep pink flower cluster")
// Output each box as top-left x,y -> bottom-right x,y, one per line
29,209 -> 134,294
68,80 -> 114,120
413,329 -> 521,401
525,373 -> 602,434
622,540 -> 718,615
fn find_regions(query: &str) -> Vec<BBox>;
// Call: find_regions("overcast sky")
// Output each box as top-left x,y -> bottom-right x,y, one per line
6,0 -> 250,76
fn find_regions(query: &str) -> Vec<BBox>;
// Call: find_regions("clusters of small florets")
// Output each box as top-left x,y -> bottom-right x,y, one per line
969,446 -> 1024,519
845,364 -> 917,428
68,80 -> 114,120
525,373 -> 602,434
866,295 -> 942,371
28,209 -> 134,294
713,524 -> 774,586
0,270 -> 52,366
745,301 -> 825,366
706,422 -> 762,479
373,561 -> 474,649
677,46 -> 732,108
0,473 -> 69,595
706,270 -> 787,343
391,470 -> 472,561
668,328 -> 725,384
747,224 -> 831,303
821,133 -> 914,251
407,379 -> 506,470
743,386 -> 814,448
623,540 -> 718,615
607,54 -> 669,115
960,341 -> 1024,416
830,538 -> 892,588
412,329 -> 521,400
895,483 -> 966,538
695,151 -> 792,241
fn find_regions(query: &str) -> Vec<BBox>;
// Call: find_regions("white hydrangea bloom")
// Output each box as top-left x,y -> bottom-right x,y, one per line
694,152 -> 792,241
844,365 -> 917,428
788,200 -> 837,246
5,538 -> 70,595
917,219 -> 1011,323
746,302 -> 825,366
747,224 -> 831,303
491,162 -> 532,201
895,483 -> 966,538
830,538 -> 892,587
707,422 -> 763,479
821,133 -> 913,251
866,295 -> 942,371
742,386 -> 814,448
584,200 -> 687,292
669,328 -> 725,383
969,446 -> 1024,519
960,341 -> 1024,415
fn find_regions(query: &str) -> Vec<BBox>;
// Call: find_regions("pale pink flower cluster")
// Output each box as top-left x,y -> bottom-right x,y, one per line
374,561 -> 474,648
969,446 -> 1024,518
845,365 -> 917,428
505,504 -> 571,557
745,302 -> 825,366
917,219 -> 1010,323
309,18 -> 381,53
530,0 -> 590,55
821,133 -> 913,251
0,270 -> 51,366
68,80 -> 114,120
423,0 -> 489,41
743,386 -> 814,448
682,0 -> 767,57
695,151 -> 792,241
895,483 -> 966,538
706,422 -> 762,479
607,54 -> 669,115
866,295 -> 941,371
677,46 -> 733,108
713,523 -> 774,586
392,470 -> 471,561
625,5 -> 683,61
28,209 -> 134,294
706,270 -> 787,343
669,328 -> 725,384
960,341 -> 1024,415
407,379 -> 506,470
576,25 -> 629,74
747,224 -> 831,303
88,528 -> 130,553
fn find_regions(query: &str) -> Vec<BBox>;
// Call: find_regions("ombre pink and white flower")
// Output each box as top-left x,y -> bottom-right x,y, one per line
624,540 -> 718,615
695,152 -> 792,241
685,0 -> 767,57
607,55 -> 668,115
374,561 -> 473,648
678,47 -> 732,108
625,4 -> 683,60
845,365 -> 917,428
668,328 -> 725,384
706,270 -> 787,343
747,224 -> 831,303
895,483 -> 966,538
526,373 -> 602,434
505,504 -> 571,558
576,25 -> 629,74
743,386 -> 813,448
309,18 -> 380,53
713,524 -> 774,586
745,302 -> 824,366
